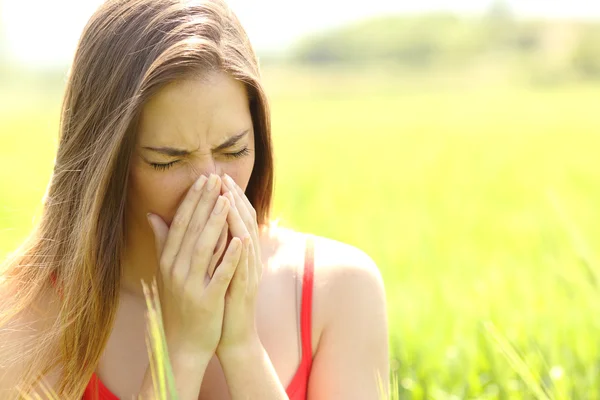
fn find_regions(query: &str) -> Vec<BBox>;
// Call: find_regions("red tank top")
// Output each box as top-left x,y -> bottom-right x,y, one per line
82,235 -> 315,400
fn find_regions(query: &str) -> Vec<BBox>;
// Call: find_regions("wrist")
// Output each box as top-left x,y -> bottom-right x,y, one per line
140,342 -> 212,398
216,335 -> 263,364
166,340 -> 214,369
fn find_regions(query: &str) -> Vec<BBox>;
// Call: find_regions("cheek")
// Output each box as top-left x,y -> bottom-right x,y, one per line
128,164 -> 190,225
220,155 -> 255,192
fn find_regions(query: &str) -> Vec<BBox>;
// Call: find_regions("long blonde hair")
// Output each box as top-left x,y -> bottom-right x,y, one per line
0,0 -> 273,396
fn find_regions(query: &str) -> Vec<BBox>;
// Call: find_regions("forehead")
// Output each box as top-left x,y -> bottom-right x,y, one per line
136,71 -> 252,147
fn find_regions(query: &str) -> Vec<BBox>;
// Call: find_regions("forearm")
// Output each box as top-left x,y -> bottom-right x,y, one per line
138,348 -> 212,400
218,337 -> 288,400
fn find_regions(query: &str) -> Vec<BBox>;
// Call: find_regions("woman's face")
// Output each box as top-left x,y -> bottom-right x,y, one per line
127,71 -> 255,228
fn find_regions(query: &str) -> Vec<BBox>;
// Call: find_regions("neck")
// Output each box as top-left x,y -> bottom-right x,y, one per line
121,228 -> 159,298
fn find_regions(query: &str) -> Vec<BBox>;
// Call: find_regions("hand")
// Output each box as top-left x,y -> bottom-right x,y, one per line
216,174 -> 264,357
146,174 -> 243,356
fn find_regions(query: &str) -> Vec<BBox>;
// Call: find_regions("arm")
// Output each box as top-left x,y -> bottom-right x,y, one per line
217,244 -> 390,400
217,337 -> 288,400
138,346 -> 213,400
215,177 -> 388,398
213,178 -> 289,399
307,248 -> 390,400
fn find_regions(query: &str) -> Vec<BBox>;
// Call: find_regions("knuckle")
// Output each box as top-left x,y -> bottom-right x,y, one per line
183,284 -> 202,302
159,256 -> 172,272
193,239 -> 212,258
171,266 -> 187,285
171,213 -> 188,229
217,271 -> 234,285
187,218 -> 203,236
206,213 -> 222,227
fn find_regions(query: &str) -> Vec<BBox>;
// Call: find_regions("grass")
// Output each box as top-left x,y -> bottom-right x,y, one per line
2,67 -> 600,398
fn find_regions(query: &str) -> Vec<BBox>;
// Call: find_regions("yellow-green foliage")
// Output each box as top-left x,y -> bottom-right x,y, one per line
2,69 -> 600,399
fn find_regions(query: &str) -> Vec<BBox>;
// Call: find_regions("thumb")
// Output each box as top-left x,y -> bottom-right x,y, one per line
147,213 -> 168,258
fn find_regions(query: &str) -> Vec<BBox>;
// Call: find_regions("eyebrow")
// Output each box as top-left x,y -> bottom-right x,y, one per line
142,130 -> 249,157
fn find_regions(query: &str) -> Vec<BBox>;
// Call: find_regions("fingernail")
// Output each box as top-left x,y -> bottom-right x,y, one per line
207,174 -> 218,191
213,196 -> 226,214
193,175 -> 207,191
224,174 -> 234,187
231,238 -> 240,252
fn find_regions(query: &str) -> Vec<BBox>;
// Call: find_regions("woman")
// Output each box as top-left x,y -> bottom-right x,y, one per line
0,0 -> 389,398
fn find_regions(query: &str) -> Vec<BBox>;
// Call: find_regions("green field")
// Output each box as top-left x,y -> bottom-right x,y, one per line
2,68 -> 600,399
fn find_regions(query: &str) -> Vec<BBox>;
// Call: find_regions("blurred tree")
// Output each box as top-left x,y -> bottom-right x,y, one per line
512,21 -> 543,53
571,23 -> 600,79
289,8 -> 600,84
485,0 -> 514,25
480,0 -> 518,52
291,13 -> 475,67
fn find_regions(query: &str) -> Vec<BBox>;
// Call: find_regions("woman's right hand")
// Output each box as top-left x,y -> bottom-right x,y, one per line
146,173 -> 243,356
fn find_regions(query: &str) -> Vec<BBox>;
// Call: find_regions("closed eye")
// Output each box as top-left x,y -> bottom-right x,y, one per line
148,148 -> 250,171
222,147 -> 250,159
150,160 -> 180,171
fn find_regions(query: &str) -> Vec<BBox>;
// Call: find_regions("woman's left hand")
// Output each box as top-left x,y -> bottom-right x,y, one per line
215,174 -> 263,358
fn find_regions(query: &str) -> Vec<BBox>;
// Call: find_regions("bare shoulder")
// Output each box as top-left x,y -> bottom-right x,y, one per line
268,226 -> 386,327
268,227 -> 390,397
312,234 -> 383,287
268,225 -> 383,280
270,227 -> 390,396
309,234 -> 386,324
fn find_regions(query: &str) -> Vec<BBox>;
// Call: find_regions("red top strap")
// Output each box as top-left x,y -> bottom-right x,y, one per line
285,234 -> 315,399
300,234 -> 314,371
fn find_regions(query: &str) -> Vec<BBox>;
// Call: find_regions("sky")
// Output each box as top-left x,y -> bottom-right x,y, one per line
2,0 -> 600,67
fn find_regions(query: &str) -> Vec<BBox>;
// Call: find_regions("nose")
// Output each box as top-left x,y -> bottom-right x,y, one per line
192,158 -> 224,183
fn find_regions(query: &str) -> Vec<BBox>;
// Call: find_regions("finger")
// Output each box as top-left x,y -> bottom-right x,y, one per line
220,179 -> 234,199
223,176 -> 259,266
224,174 -> 257,232
160,175 -> 208,269
225,189 -> 261,275
229,236 -> 250,296
223,175 -> 256,234
175,174 -> 222,272
224,193 -> 251,242
183,195 -> 230,288
205,238 -> 243,302
247,237 -> 261,286
222,179 -> 261,275
224,189 -> 261,272
208,222 -> 228,278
